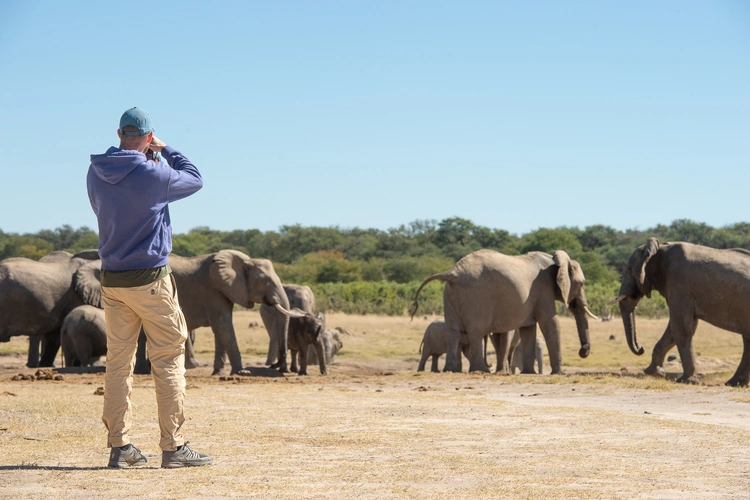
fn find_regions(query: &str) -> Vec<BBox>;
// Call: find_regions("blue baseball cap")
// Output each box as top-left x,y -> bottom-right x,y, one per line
119,107 -> 153,136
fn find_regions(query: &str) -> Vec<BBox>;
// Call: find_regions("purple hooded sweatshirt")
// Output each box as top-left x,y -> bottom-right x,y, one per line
87,146 -> 203,271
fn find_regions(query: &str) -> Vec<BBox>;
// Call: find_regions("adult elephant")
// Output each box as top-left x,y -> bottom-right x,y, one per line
412,249 -> 598,373
169,250 -> 304,376
260,284 -> 316,367
609,238 -> 750,386
0,251 -> 102,367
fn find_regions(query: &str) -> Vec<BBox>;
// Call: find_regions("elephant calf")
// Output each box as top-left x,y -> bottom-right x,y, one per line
61,305 -> 107,367
288,311 -> 328,376
307,329 -> 343,366
418,318 -> 471,372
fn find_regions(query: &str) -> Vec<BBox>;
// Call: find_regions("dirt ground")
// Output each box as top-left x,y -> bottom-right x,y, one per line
1,312 -> 750,499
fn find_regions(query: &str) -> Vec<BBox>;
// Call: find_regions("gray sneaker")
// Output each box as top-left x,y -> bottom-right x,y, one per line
161,442 -> 213,468
108,444 -> 147,468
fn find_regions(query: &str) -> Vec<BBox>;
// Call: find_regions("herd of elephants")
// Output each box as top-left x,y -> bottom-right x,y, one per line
2,237 -> 750,387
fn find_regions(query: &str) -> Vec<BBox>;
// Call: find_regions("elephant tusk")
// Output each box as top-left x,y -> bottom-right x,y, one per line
606,294 -> 628,306
274,303 -> 307,318
583,306 -> 599,320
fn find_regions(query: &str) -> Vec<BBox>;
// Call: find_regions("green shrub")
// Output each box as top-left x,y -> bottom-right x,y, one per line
311,280 -> 444,316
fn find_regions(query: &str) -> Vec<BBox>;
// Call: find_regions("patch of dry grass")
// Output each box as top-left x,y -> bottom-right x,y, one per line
2,375 -> 750,499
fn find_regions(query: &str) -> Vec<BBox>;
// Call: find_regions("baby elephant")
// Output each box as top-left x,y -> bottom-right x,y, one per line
61,305 -> 107,367
288,311 -> 328,376
307,328 -> 343,366
418,318 -> 471,372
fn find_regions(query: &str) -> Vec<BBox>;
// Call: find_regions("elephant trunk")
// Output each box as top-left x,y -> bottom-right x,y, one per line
572,306 -> 591,359
620,298 -> 645,356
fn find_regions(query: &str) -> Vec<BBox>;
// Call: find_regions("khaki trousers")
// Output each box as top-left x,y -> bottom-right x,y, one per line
101,274 -> 188,451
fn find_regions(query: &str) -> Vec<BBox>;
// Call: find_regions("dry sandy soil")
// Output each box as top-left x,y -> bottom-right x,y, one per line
1,312 -> 750,499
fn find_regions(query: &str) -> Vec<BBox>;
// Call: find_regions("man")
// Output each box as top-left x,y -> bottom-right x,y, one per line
87,107 -> 212,468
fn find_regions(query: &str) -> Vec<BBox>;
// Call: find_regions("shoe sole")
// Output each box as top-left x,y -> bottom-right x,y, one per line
161,461 -> 212,468
107,461 -> 147,468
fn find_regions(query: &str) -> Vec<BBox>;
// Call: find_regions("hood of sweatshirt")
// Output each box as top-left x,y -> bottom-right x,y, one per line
89,147 -> 147,185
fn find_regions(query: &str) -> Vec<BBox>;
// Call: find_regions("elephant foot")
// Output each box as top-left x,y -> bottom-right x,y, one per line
520,369 -> 537,375
644,364 -> 666,377
725,377 -> 749,387
676,374 -> 700,385
184,357 -> 199,370
211,369 -> 227,376
550,369 -> 564,375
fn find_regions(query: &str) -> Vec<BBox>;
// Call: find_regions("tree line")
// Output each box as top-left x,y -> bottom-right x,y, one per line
3,218 -> 749,316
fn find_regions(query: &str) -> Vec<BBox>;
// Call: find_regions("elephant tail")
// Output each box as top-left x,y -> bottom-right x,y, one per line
409,271 -> 453,320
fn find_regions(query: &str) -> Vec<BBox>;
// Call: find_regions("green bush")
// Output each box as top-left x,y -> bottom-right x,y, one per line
311,280 -> 444,316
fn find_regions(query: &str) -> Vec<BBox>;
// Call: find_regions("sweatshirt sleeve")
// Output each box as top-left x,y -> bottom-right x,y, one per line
161,145 -> 203,203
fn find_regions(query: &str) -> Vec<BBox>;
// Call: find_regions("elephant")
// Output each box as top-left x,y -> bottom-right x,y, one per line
0,250 -> 102,367
287,310 -> 327,376
412,249 -> 598,373
417,318 -> 472,372
61,305 -> 107,366
260,284 -> 316,367
307,328 -> 343,366
609,237 -> 750,386
168,249 -> 304,376
491,330 -> 544,374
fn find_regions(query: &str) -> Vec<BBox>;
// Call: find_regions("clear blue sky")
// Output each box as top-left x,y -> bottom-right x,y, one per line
1,1 -> 748,236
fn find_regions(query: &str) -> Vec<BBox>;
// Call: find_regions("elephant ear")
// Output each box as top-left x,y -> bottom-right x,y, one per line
209,250 -> 251,307
636,237 -> 660,298
74,260 -> 102,308
552,250 -> 572,307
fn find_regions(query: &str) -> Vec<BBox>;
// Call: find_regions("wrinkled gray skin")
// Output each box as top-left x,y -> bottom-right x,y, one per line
307,329 -> 343,365
412,249 -> 596,373
260,284 -> 316,367
169,250 -> 299,376
615,238 -> 750,386
61,305 -> 107,367
491,330 -> 544,374
0,250 -> 102,368
287,310 -> 327,376
417,318 -> 471,372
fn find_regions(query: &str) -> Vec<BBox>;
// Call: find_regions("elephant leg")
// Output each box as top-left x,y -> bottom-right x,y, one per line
184,330 -> 199,369
535,339 -> 544,375
431,354 -> 441,373
260,305 -> 278,366
726,335 -> 750,387
39,331 -> 61,367
645,322 -> 675,378
537,317 -> 563,375
466,332 -> 489,373
511,343 -> 523,374
134,328 -> 151,375
442,303 -> 462,373
519,325 -> 538,374
417,344 -> 430,371
672,316 -> 699,384
290,349 -> 299,373
490,332 -> 512,375
212,334 -> 228,376
212,317 -> 244,375
297,348 -> 309,376
27,334 -> 42,368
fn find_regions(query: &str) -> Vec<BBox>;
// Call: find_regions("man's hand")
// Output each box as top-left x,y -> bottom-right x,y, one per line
149,135 -> 167,152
